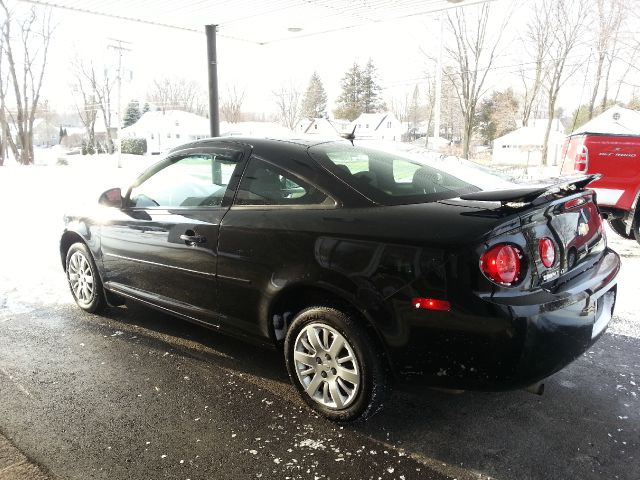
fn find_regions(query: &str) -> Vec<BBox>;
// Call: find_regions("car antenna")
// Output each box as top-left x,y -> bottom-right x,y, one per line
340,125 -> 357,145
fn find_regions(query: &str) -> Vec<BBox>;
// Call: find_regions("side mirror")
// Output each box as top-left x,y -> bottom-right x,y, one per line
98,187 -> 123,208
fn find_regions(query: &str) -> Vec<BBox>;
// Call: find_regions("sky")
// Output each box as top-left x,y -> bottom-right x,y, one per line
17,0 -> 640,122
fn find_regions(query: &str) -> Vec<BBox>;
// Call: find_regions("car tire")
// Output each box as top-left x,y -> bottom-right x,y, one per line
65,242 -> 107,314
607,218 -> 634,240
633,214 -> 640,246
284,306 -> 388,422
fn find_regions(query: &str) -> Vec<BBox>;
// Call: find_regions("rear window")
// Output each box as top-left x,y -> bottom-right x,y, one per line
309,142 -> 512,206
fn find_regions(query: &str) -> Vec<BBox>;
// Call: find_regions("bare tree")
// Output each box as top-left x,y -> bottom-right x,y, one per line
588,0 -> 625,119
445,3 -> 511,158
540,0 -> 588,165
273,83 -> 301,131
220,85 -> 245,123
0,28 -> 8,166
73,57 -> 115,153
519,1 -> 553,126
389,91 -> 410,126
0,2 -> 53,165
147,77 -> 205,114
69,57 -> 99,152
392,85 -> 428,140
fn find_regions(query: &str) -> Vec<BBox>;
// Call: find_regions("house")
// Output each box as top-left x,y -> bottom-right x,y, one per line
492,119 -> 566,166
296,118 -> 353,137
296,118 -> 341,137
122,110 -> 210,154
32,117 -> 60,147
349,112 -> 403,141
570,105 -> 640,136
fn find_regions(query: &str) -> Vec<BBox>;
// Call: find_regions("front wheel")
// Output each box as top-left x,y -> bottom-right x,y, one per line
607,218 -> 634,239
284,307 -> 388,422
65,242 -> 107,313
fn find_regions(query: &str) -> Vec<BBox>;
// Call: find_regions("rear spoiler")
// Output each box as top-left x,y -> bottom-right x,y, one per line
460,174 -> 601,206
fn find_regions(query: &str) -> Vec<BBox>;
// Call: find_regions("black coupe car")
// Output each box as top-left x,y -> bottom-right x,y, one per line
61,137 -> 620,421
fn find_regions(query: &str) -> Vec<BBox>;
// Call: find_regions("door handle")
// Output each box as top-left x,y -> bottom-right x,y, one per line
180,233 -> 207,244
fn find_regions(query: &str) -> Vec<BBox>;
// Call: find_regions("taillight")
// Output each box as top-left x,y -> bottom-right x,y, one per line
538,238 -> 556,268
574,145 -> 589,172
480,244 -> 523,286
412,298 -> 451,312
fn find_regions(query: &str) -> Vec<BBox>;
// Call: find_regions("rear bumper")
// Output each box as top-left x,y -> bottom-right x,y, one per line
390,248 -> 620,390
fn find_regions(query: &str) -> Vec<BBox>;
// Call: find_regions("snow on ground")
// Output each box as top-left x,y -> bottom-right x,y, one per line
0,149 -> 638,339
605,227 -> 640,338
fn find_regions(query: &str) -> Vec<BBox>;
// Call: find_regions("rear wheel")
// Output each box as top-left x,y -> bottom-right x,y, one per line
608,218 -> 634,239
65,242 -> 107,313
284,306 -> 387,422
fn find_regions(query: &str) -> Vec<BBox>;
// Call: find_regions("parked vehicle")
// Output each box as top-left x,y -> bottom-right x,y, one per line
561,133 -> 640,243
61,138 -> 619,421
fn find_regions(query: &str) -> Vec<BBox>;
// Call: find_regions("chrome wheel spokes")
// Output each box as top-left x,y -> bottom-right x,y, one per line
293,323 -> 360,410
68,251 -> 94,304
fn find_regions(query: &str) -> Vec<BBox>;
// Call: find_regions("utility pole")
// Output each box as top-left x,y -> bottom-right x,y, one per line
432,12 -> 444,149
108,38 -> 131,168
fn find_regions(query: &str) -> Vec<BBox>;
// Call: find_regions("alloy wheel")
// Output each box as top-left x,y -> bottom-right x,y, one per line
293,323 -> 360,410
68,251 -> 95,305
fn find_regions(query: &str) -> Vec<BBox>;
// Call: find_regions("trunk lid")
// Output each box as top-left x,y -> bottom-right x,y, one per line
460,175 -> 606,289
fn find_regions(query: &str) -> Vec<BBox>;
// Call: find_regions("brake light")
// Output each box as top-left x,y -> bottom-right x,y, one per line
412,298 -> 451,312
574,145 -> 589,172
480,244 -> 523,285
538,238 -> 556,268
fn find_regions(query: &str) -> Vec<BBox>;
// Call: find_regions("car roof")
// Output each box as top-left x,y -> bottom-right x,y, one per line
168,136 -> 346,154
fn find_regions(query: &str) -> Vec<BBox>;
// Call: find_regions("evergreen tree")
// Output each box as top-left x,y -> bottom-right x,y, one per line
333,62 -> 363,121
301,72 -> 328,119
123,100 -> 142,127
142,102 -> 150,114
58,126 -> 66,142
477,89 -> 519,145
360,58 -> 385,114
407,85 -> 424,128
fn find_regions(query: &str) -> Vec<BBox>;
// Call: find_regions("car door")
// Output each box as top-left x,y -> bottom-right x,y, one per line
216,154 -> 337,338
100,144 -> 249,324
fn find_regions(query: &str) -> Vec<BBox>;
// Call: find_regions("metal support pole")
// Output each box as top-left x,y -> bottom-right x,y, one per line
433,12 -> 444,148
206,24 -> 220,137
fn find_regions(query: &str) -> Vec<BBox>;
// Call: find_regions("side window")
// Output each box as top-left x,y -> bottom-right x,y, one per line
393,159 -> 422,183
235,157 -> 334,207
326,152 -> 370,175
129,152 -> 240,208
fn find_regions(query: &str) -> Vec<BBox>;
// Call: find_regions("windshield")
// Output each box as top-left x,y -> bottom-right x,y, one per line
308,141 -> 517,206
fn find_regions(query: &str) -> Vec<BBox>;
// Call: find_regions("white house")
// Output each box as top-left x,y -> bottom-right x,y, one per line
350,112 -> 403,141
571,105 -> 640,136
122,110 -> 210,154
492,119 -> 566,166
296,118 -> 354,137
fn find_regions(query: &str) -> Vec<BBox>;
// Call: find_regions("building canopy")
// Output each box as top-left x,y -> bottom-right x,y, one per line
21,0 -> 492,44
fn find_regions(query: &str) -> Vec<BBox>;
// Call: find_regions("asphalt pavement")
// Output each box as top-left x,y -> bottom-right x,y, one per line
0,166 -> 638,480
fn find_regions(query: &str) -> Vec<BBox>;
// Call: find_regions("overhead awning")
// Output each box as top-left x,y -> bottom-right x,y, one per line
21,0 -> 492,44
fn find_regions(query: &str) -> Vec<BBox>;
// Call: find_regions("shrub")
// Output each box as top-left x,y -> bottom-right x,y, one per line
82,140 -> 95,155
121,137 -> 147,155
